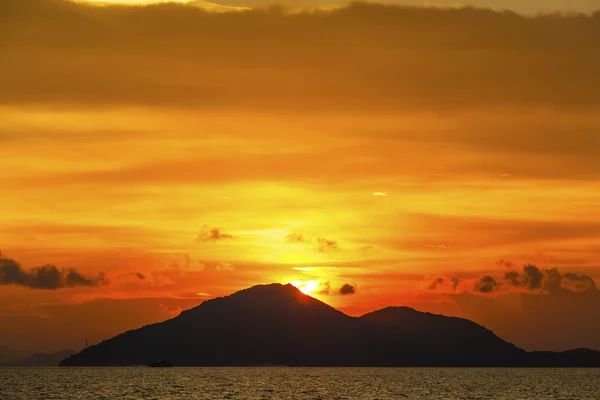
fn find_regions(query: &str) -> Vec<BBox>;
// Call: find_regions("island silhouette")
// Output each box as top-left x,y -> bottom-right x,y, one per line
60,283 -> 600,367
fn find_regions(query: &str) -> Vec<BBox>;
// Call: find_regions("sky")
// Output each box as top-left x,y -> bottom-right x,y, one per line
1,0 -> 600,355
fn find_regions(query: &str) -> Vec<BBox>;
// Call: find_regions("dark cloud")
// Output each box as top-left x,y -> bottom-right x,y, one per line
426,265 -> 599,297
135,273 -> 146,280
2,1 -> 600,111
339,283 -> 356,295
316,238 -> 339,252
501,264 -> 598,294
197,228 -> 233,242
523,265 -> 544,290
562,272 -> 597,292
496,259 -> 515,269
504,264 -> 544,290
428,276 -> 460,291
546,270 -> 598,293
474,276 -> 499,293
285,233 -> 307,243
0,252 -> 108,290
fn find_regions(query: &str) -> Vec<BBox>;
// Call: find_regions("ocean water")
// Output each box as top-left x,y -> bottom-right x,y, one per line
0,367 -> 599,400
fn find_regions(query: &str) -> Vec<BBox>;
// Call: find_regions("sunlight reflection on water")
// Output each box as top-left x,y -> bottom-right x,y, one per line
1,367 -> 599,400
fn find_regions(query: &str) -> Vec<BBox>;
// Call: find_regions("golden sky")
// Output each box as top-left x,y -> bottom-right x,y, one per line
1,0 -> 600,354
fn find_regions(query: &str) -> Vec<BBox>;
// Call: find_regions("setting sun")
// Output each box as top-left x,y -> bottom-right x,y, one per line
288,280 -> 321,296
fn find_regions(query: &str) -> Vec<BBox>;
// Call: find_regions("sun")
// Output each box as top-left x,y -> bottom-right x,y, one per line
289,280 -> 321,295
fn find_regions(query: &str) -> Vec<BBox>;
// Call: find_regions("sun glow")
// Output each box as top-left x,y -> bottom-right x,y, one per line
289,280 -> 321,295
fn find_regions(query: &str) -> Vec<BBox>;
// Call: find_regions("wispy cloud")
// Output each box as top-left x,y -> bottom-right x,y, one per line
428,276 -> 460,292
215,262 -> 234,272
316,237 -> 339,253
285,233 -> 307,243
197,228 -> 233,242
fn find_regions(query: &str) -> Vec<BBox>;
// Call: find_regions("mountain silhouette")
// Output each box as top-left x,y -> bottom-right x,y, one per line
17,349 -> 76,367
60,283 -> 600,367
358,307 -> 525,366
0,348 -> 75,366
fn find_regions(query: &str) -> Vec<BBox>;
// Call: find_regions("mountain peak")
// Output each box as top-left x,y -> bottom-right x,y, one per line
179,282 -> 337,321
232,282 -> 304,297
228,282 -> 316,303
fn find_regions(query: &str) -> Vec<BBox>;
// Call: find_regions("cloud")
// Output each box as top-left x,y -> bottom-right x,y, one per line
317,281 -> 331,295
387,214 -> 600,251
135,273 -> 146,280
158,303 -> 183,318
287,234 -> 340,253
502,264 -> 598,293
372,192 -> 387,197
496,259 -> 516,269
0,252 -> 108,290
3,1 -> 600,111
541,268 -> 597,293
285,233 -> 307,243
425,265 -> 598,297
339,283 -> 356,295
474,276 -> 499,294
459,264 -> 600,295
561,272 -> 597,292
215,262 -> 234,272
428,276 -> 460,291
428,244 -> 451,250
504,264 -> 544,291
316,237 -> 339,252
197,228 -> 233,242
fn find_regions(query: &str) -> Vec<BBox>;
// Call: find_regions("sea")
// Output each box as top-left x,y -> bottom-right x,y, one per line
0,367 -> 599,400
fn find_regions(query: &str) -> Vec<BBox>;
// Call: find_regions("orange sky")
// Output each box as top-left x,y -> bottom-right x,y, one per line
1,0 -> 600,354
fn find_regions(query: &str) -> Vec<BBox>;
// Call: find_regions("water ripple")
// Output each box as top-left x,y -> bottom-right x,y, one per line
0,367 -> 599,400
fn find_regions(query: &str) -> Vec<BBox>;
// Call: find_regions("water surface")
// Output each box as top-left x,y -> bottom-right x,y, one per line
1,367 -> 598,399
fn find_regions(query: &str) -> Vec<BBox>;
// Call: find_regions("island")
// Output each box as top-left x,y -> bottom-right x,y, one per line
60,283 -> 600,367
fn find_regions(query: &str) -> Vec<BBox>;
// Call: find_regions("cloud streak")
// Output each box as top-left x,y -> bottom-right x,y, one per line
2,1 -> 600,110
